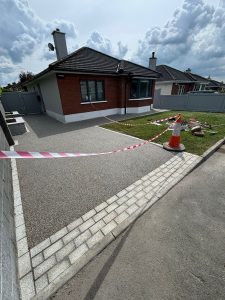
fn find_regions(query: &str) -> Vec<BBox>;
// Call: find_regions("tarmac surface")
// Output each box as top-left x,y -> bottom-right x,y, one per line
15,113 -> 173,248
52,145 -> 225,300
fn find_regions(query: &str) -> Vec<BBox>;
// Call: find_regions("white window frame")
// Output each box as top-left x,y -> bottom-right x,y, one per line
178,84 -> 185,95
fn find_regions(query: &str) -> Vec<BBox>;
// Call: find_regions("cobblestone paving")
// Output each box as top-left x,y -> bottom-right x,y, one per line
13,151 -> 201,299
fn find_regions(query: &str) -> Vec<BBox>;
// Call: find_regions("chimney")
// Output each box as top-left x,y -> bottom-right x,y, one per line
149,52 -> 157,70
185,68 -> 191,73
52,28 -> 68,60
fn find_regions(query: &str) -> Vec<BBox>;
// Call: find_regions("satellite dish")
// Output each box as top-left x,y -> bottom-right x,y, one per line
48,43 -> 55,51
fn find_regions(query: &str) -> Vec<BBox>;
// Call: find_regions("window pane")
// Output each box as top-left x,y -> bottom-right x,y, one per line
139,80 -> 149,98
97,81 -> 104,101
149,80 -> 152,96
88,81 -> 96,101
80,81 -> 88,102
131,80 -> 138,98
178,85 -> 185,95
194,84 -> 200,91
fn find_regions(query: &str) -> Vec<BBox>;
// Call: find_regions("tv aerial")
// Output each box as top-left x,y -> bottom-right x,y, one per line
48,43 -> 55,51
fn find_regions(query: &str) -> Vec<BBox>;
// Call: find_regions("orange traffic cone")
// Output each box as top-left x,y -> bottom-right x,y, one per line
163,114 -> 185,152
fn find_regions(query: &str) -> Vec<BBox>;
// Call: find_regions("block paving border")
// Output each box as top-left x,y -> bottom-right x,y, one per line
11,148 -> 36,300
12,151 -> 203,299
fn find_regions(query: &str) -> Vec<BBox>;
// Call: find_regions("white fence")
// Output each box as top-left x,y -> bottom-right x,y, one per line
154,91 -> 225,112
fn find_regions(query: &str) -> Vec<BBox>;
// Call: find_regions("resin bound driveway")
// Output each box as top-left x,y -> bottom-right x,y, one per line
15,114 -> 174,248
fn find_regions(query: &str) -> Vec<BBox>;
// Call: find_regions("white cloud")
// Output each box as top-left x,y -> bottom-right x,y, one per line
1,0 -> 225,86
0,0 -> 128,86
86,31 -> 128,58
0,0 -> 77,85
134,0 -> 225,80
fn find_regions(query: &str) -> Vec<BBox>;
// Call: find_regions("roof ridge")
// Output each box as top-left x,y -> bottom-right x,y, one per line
50,46 -> 160,75
163,65 -> 177,80
123,59 -> 160,75
189,72 -> 209,82
50,46 -> 120,69
25,47 -> 160,84
49,47 -> 85,67
185,72 -> 196,81
157,64 -> 196,82
82,47 -> 120,62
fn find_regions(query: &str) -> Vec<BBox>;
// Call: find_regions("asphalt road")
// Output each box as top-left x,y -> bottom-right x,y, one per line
52,145 -> 225,300
15,114 -> 173,248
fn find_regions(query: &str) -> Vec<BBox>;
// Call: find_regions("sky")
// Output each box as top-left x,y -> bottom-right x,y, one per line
0,0 -> 225,86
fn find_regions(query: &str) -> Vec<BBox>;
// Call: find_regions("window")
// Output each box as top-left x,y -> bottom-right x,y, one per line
193,84 -> 199,91
130,79 -> 152,99
193,84 -> 206,91
80,80 -> 105,102
177,85 -> 185,95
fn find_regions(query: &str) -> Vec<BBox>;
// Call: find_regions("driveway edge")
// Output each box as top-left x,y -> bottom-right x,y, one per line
30,152 -> 201,299
10,147 -> 36,300
32,233 -> 115,300
15,133 -> 224,299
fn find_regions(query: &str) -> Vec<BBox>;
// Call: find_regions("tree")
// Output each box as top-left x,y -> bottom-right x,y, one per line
1,71 -> 34,93
19,71 -> 34,84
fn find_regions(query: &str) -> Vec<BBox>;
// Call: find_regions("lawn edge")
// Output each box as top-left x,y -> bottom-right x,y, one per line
100,109 -> 169,126
201,137 -> 225,161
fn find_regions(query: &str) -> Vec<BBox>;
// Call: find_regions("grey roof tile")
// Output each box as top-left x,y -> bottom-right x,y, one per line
156,65 -> 193,82
27,47 -> 160,84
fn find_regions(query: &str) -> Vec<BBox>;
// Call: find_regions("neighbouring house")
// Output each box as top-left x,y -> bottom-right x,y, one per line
206,77 -> 225,93
25,29 -> 159,123
154,64 -> 209,95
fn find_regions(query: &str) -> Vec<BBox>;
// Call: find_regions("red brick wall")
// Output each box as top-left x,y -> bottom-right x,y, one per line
184,83 -> 195,93
171,83 -> 195,95
57,74 -> 121,115
57,74 -> 154,115
171,84 -> 178,95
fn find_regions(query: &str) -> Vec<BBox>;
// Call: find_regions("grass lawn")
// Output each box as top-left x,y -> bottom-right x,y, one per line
102,111 -> 225,155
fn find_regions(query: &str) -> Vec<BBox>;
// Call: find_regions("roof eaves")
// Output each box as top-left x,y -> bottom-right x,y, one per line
53,68 -> 157,78
24,67 -> 51,85
54,68 -> 120,75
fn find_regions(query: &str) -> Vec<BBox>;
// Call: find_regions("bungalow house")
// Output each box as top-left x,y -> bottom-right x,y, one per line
155,65 -> 209,95
25,29 -> 159,123
206,78 -> 225,92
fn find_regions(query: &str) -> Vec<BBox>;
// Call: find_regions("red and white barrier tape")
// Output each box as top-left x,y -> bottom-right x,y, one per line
119,114 -> 179,126
0,128 -> 168,159
151,114 -> 179,123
